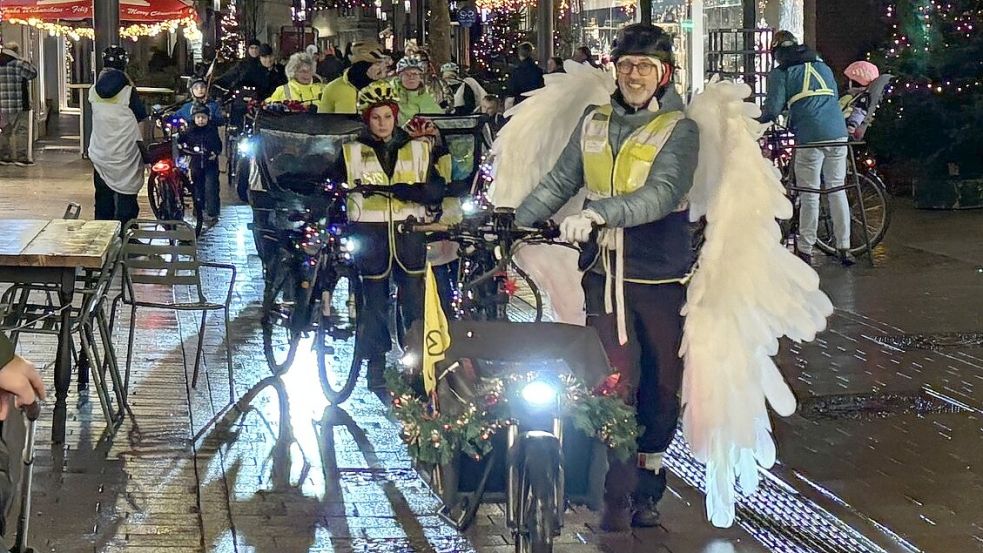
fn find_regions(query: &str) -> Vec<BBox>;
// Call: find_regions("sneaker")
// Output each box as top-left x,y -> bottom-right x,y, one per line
14,160 -> 34,167
366,355 -> 387,390
0,160 -> 11,166
795,250 -> 813,266
838,249 -> 856,267
631,497 -> 661,528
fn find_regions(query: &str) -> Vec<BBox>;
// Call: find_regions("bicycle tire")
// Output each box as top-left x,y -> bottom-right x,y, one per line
506,261 -> 544,323
147,173 -> 168,220
317,269 -> 363,405
516,435 -> 561,553
181,173 -> 204,237
262,266 -> 303,375
815,171 -> 891,256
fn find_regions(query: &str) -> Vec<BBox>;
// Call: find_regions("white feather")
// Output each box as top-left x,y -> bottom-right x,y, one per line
681,80 -> 834,527
487,61 -> 614,325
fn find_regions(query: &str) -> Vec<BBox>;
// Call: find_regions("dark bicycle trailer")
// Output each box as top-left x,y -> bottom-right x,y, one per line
404,320 -> 613,536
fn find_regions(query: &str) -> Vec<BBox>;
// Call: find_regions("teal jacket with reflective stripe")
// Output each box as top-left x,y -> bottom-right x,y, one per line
758,46 -> 848,144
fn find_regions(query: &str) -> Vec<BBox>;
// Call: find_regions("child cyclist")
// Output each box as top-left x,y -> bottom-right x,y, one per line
177,77 -> 225,127
179,105 -> 223,224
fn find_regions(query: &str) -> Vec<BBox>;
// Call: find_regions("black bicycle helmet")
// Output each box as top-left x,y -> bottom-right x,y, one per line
102,45 -> 128,70
770,30 -> 798,53
610,23 -> 673,63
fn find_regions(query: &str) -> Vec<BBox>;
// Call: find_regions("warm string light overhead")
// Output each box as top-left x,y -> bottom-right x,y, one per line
7,16 -> 199,41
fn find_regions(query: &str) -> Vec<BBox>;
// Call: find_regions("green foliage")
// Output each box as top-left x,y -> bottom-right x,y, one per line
869,0 -> 983,178
385,367 -> 641,466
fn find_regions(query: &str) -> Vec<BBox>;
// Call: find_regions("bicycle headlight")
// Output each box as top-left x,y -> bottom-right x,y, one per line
521,380 -> 558,409
238,138 -> 254,156
400,352 -> 418,368
340,237 -> 358,254
462,199 -> 477,214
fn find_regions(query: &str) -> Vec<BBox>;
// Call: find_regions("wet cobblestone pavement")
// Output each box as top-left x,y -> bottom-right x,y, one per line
2,142 -> 982,553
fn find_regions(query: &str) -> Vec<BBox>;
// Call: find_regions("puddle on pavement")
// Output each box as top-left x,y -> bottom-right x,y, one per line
798,389 -> 971,421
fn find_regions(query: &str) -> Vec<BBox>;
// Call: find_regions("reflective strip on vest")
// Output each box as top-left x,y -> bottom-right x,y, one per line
788,62 -> 836,106
581,104 -> 684,199
343,139 -> 430,223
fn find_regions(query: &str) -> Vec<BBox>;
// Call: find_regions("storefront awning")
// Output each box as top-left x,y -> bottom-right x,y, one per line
0,0 -> 195,22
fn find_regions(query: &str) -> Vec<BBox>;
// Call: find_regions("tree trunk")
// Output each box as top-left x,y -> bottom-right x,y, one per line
429,0 -> 452,66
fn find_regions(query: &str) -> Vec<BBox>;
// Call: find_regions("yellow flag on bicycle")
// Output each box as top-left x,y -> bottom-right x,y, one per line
423,262 -> 451,395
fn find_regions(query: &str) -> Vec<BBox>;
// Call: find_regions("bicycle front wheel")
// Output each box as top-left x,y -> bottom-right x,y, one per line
262,266 -> 304,375
815,171 -> 891,256
317,268 -> 363,405
515,435 -> 562,553
181,174 -> 204,236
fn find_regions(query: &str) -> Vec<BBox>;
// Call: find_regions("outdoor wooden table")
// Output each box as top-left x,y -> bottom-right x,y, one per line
0,219 -> 120,443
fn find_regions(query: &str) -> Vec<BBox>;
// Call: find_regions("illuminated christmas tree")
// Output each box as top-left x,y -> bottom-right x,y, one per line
219,0 -> 244,61
869,0 -> 982,181
471,4 -> 534,93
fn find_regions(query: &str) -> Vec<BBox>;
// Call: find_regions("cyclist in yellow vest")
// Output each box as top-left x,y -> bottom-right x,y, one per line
758,31 -> 854,266
334,81 -> 446,389
515,23 -> 698,531
267,52 -> 324,104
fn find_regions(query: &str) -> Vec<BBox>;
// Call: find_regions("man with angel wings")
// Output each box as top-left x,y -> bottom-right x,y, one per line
493,23 -> 834,530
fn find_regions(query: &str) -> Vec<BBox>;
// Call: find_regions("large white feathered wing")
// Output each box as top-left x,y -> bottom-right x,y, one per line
487,60 -> 615,208
681,79 -> 834,527
487,61 -> 615,325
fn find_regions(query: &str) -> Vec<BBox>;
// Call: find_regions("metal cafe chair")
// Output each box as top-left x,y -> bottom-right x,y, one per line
109,220 -> 237,407
0,236 -> 129,427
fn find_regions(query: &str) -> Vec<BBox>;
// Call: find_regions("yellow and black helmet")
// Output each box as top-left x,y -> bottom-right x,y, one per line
357,80 -> 400,113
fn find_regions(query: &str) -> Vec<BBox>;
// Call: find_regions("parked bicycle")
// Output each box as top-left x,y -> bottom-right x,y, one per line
146,103 -> 203,236
400,207 -> 565,322
762,125 -> 891,258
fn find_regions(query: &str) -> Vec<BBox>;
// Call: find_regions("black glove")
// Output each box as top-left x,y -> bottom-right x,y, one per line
390,183 -> 427,203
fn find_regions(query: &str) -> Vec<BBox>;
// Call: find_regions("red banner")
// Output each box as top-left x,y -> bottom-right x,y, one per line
0,0 -> 194,22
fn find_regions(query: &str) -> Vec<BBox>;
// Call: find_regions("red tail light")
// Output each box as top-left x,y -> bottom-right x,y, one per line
864,157 -> 876,168
152,160 -> 172,173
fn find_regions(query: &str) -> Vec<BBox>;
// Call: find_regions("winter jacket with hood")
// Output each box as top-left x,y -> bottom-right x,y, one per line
758,45 -> 848,144
318,62 -> 375,114
94,68 -> 147,121
516,86 -> 699,281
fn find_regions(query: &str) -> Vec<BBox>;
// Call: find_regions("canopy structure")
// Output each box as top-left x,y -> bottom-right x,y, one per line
0,0 -> 198,40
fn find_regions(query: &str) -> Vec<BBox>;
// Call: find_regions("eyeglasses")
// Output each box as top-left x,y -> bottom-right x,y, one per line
615,60 -> 661,76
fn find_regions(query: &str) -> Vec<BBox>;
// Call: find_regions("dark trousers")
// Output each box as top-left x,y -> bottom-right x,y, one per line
359,267 -> 423,359
583,271 -> 686,504
94,170 -> 140,232
190,161 -> 221,217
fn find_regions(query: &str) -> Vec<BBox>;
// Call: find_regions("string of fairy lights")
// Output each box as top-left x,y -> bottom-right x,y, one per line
6,15 -> 201,42
874,0 -> 982,96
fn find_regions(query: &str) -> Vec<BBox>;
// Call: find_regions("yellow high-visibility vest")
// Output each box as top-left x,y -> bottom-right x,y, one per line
342,138 -> 431,222
581,104 -> 684,199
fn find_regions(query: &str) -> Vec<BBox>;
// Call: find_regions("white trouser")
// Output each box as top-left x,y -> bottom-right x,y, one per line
794,137 -> 850,254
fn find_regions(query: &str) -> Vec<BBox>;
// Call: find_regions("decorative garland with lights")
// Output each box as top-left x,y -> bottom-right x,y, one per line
7,16 -> 199,41
386,366 -> 641,466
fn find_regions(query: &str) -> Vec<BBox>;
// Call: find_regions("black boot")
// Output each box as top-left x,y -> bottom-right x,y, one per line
631,496 -> 661,528
600,495 -> 632,532
366,354 -> 387,390
838,249 -> 856,267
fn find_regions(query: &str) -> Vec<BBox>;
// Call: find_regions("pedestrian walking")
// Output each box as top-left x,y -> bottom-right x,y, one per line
0,42 -> 38,167
504,42 -> 544,110
88,46 -> 148,230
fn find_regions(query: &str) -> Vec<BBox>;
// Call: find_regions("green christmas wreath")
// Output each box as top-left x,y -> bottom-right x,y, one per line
385,367 -> 641,466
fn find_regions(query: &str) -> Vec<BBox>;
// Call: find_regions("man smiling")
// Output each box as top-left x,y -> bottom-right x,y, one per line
515,23 -> 699,531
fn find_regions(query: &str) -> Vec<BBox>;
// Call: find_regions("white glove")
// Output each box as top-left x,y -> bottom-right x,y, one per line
559,209 -> 604,244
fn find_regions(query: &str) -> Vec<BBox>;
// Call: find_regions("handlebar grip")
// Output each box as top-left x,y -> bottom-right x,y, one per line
22,401 -> 40,422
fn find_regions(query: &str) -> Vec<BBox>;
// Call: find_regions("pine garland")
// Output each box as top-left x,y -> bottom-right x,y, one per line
386,367 -> 641,466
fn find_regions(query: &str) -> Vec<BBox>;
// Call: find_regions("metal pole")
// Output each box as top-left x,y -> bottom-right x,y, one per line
416,0 -> 426,45
94,0 -> 120,73
537,0 -> 553,67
